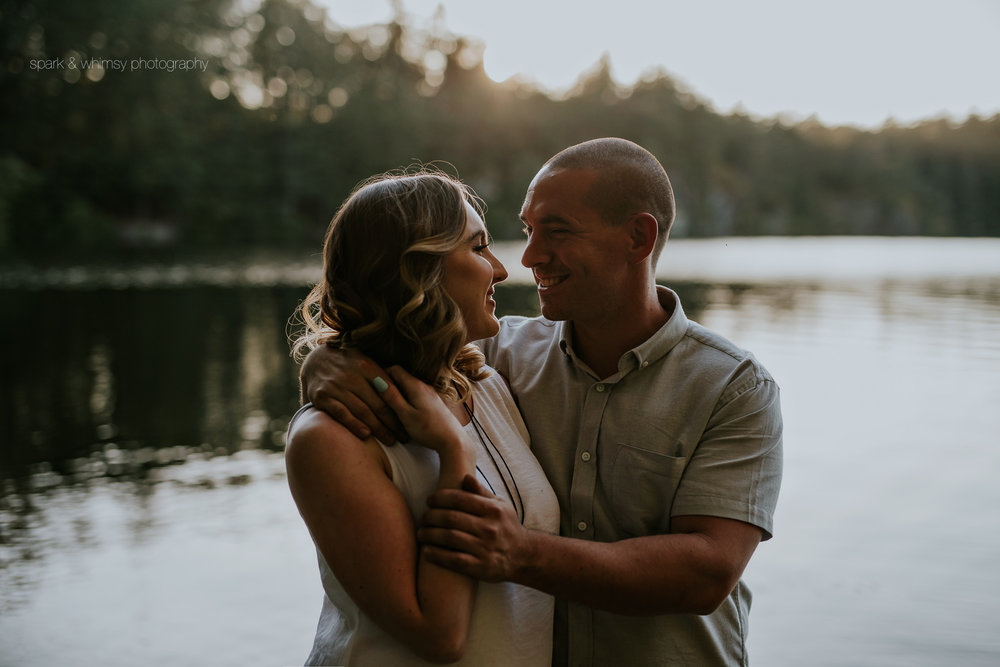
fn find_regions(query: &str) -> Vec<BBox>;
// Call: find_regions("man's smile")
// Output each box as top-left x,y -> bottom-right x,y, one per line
534,273 -> 568,289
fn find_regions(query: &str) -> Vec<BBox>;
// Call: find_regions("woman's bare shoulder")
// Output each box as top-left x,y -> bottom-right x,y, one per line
286,407 -> 390,475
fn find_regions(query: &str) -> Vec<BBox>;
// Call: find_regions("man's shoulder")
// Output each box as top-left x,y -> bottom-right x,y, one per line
681,320 -> 776,387
495,314 -> 559,344
683,320 -> 752,363
498,314 -> 556,330
478,315 -> 559,370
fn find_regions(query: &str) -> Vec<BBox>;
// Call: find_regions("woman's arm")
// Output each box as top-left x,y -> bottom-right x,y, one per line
286,380 -> 477,663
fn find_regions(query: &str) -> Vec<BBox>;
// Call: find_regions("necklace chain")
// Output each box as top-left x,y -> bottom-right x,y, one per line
464,403 -> 525,524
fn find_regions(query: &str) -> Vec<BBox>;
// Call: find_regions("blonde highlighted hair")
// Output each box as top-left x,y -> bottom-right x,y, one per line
292,167 -> 489,401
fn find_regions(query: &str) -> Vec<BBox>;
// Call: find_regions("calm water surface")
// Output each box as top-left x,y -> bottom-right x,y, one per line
2,238 -> 999,666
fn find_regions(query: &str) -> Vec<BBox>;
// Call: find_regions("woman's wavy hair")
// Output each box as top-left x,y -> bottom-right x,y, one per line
292,167 -> 489,402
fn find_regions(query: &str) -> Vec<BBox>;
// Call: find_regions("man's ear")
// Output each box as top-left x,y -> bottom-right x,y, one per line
626,212 -> 658,264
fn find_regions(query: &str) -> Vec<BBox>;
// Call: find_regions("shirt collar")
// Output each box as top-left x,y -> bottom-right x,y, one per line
556,285 -> 689,376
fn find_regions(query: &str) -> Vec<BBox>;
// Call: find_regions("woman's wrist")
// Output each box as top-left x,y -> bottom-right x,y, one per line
436,435 -> 476,475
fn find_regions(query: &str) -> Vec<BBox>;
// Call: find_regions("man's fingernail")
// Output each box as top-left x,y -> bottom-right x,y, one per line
371,377 -> 388,393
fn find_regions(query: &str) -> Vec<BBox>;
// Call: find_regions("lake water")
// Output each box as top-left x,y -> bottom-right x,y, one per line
2,237 -> 999,666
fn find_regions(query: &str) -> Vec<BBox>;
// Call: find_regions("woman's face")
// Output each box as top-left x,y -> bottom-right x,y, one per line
442,202 -> 509,343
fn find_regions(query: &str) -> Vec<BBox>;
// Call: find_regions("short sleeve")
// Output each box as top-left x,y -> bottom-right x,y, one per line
671,372 -> 783,539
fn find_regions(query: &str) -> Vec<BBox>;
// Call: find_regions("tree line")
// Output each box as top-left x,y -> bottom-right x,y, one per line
2,0 -> 998,260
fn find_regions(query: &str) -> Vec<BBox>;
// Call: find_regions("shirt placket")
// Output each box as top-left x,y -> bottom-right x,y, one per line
567,378 -> 611,667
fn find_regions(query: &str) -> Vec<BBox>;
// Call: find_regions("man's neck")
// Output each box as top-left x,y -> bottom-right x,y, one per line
571,287 -> 672,380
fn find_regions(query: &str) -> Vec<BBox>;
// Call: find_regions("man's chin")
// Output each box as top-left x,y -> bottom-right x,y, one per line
538,300 -> 570,322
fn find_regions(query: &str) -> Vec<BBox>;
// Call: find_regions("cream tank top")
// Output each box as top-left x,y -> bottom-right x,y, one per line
296,369 -> 560,666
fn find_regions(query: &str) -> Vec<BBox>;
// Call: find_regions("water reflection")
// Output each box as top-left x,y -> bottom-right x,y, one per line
3,276 -> 997,492
0,286 -> 304,481
2,264 -> 1000,665
0,281 -> 717,486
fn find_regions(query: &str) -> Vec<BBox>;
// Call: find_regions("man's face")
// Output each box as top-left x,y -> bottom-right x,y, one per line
519,166 -> 633,326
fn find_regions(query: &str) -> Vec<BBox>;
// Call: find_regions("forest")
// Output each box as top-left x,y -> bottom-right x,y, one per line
2,0 -> 999,260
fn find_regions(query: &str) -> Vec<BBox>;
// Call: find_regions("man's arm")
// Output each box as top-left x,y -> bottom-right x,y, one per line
299,345 -> 408,443
419,476 -> 763,616
418,369 -> 779,616
298,317 -> 517,443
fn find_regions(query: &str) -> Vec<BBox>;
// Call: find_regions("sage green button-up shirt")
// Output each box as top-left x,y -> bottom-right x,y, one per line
479,287 -> 783,666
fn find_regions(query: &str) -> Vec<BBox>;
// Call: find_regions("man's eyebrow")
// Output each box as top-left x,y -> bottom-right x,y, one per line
520,214 -> 571,225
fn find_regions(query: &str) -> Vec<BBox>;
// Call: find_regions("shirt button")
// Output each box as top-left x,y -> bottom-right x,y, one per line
577,521 -> 588,532
641,360 -> 649,368
581,451 -> 592,462
595,384 -> 605,392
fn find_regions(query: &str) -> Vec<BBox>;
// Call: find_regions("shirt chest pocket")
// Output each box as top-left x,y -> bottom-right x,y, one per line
609,444 -> 687,537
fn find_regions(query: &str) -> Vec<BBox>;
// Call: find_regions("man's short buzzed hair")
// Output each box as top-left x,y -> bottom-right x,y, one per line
546,138 -> 675,262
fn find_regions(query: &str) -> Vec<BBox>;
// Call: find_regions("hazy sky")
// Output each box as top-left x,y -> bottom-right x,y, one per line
317,0 -> 1000,128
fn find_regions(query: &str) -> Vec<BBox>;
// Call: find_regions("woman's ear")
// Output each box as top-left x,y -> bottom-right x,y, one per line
626,212 -> 659,264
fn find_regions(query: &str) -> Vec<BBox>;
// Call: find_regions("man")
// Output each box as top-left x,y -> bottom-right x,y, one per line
301,138 -> 783,665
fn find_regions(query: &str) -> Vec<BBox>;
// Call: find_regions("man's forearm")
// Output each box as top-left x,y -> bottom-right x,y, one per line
510,517 -> 761,616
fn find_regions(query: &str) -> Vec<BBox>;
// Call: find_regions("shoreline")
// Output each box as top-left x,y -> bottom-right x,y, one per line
2,236 -> 999,290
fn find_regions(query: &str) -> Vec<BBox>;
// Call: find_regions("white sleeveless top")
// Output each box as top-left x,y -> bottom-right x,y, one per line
294,369 -> 559,666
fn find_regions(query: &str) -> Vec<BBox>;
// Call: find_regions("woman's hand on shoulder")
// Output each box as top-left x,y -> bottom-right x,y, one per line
378,366 -> 469,459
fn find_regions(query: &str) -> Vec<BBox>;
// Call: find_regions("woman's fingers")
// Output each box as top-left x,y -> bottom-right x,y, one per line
301,347 -> 408,443
369,372 -> 411,417
356,363 -> 408,443
384,365 -> 424,400
384,365 -> 445,416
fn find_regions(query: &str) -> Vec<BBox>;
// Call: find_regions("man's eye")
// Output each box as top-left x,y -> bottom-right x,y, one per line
521,226 -> 532,237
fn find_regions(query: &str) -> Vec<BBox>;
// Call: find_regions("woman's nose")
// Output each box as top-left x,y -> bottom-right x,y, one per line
490,251 -> 508,284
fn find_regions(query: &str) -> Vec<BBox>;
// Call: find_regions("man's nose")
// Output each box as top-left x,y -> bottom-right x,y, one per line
521,232 -> 547,268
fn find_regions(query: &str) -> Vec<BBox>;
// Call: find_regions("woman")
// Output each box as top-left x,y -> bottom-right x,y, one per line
286,169 -> 559,666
